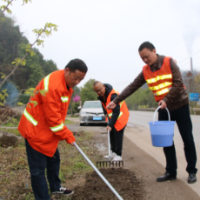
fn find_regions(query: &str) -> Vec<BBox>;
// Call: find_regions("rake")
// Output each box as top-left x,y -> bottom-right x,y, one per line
96,160 -> 124,168
73,142 -> 123,200
96,118 -> 124,168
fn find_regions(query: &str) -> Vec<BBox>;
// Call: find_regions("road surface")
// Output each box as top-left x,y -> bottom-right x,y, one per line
126,110 -> 200,197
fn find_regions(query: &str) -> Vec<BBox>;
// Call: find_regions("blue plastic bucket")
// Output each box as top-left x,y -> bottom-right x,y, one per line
148,106 -> 175,147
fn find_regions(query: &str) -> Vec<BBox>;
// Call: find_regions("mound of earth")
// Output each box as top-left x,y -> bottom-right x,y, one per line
72,168 -> 144,200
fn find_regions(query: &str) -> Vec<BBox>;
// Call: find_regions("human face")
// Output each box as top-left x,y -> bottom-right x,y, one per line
64,68 -> 86,88
93,84 -> 105,97
139,48 -> 157,66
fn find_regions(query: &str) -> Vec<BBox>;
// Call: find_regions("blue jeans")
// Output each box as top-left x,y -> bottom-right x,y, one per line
25,139 -> 61,200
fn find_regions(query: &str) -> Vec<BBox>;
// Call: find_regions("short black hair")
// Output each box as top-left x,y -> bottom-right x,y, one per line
65,59 -> 88,73
138,41 -> 155,52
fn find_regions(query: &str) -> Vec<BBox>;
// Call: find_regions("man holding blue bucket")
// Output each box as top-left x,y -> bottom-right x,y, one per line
106,41 -> 198,184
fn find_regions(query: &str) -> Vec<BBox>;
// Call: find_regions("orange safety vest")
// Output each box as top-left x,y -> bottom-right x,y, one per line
143,57 -> 174,102
18,70 -> 75,157
102,89 -> 129,131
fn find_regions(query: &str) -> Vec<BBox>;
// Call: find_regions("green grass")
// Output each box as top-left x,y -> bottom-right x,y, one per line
0,127 -> 21,136
0,118 -> 73,136
0,128 -> 100,200
1,117 -> 19,127
69,115 -> 79,118
65,119 -> 74,124
0,117 -> 21,136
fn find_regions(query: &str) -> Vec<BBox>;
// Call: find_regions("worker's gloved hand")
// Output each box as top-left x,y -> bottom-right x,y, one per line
65,131 -> 76,145
106,101 -> 116,110
158,100 -> 167,109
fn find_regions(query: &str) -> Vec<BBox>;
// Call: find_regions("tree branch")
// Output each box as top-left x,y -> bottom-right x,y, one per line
2,0 -> 14,14
0,52 -> 28,88
0,28 -> 44,88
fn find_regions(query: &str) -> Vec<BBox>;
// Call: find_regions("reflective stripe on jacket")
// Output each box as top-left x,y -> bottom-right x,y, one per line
143,57 -> 173,102
102,89 -> 129,131
18,70 -> 75,157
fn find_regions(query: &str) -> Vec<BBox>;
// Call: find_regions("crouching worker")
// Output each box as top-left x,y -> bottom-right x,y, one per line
18,59 -> 88,200
93,81 -> 129,162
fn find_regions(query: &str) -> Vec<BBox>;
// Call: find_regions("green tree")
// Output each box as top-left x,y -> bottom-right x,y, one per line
0,21 -> 58,88
67,86 -> 81,115
34,48 -> 58,76
73,85 -> 81,95
194,72 -> 200,94
0,12 -> 22,68
80,79 -> 98,104
0,0 -> 58,124
0,88 -> 8,106
125,88 -> 157,110
0,11 -> 58,90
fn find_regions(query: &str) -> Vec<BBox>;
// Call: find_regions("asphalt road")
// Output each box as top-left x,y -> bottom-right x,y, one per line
125,110 -> 200,197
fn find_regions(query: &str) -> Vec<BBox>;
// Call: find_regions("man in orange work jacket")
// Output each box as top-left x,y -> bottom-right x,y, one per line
93,81 -> 129,162
107,42 -> 198,184
18,59 -> 88,200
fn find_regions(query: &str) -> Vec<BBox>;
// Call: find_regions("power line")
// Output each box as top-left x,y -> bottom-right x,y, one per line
179,62 -> 190,68
178,49 -> 200,64
192,49 -> 200,56
192,56 -> 200,62
178,57 -> 190,64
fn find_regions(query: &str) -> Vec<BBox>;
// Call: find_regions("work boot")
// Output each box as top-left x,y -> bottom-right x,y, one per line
52,187 -> 74,196
104,152 -> 116,159
157,172 -> 176,182
112,155 -> 122,162
188,173 -> 197,184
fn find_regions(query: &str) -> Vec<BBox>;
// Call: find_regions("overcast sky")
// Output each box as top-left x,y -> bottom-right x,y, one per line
3,0 -> 200,92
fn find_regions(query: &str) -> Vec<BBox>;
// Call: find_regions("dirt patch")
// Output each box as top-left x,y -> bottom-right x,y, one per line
1,121 -> 199,200
72,168 -> 143,200
0,105 -> 22,122
67,122 -> 200,200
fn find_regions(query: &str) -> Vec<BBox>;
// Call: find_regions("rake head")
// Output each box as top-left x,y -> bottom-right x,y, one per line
96,161 -> 124,168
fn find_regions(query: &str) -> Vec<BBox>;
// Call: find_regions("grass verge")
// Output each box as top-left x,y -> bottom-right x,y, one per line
0,128 -> 102,200
0,119 -> 74,137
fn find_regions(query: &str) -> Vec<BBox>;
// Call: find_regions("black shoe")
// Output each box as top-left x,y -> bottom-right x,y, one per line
188,173 -> 197,184
157,172 -> 176,182
52,187 -> 74,196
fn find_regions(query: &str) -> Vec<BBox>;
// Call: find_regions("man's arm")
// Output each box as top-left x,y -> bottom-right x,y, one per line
42,87 -> 75,144
108,94 -> 120,128
113,71 -> 146,105
162,58 -> 185,106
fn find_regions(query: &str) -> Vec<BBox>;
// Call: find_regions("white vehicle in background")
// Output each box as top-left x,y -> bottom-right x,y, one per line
79,100 -> 106,126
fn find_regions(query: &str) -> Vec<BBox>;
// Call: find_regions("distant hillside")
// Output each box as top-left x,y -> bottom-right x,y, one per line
0,11 -> 58,90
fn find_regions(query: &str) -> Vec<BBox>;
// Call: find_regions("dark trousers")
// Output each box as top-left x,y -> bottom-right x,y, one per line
25,139 -> 61,200
158,104 -> 197,175
110,126 -> 126,156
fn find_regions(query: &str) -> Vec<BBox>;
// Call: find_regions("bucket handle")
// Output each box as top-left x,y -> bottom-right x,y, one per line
153,106 -> 170,125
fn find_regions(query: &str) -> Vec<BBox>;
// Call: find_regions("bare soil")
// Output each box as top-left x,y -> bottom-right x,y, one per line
0,120 -> 199,200
66,122 -> 200,200
72,168 -> 143,200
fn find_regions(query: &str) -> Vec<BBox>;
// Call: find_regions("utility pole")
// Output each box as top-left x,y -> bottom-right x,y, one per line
190,57 -> 193,73
188,57 -> 195,93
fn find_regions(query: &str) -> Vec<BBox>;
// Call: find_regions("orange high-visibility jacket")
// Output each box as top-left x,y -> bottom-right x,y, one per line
143,57 -> 173,102
102,89 -> 129,131
18,70 -> 75,157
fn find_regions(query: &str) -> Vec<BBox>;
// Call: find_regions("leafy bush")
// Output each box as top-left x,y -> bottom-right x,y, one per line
19,94 -> 30,104
125,88 -> 157,110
